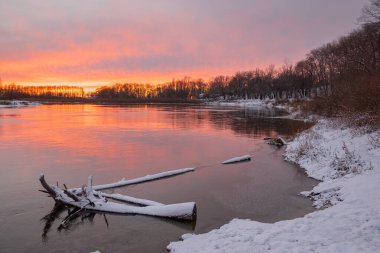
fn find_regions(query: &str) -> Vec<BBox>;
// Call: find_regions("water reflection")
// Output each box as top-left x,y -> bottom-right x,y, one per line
40,203 -> 196,242
41,204 -> 110,240
0,105 -> 308,154
155,105 -> 309,137
0,104 -> 315,253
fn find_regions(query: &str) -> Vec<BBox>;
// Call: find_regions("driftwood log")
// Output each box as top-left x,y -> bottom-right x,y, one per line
39,172 -> 197,221
222,155 -> 251,164
265,136 -> 289,147
69,167 -> 194,194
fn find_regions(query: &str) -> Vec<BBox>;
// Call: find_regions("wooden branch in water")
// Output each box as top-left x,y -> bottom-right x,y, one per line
39,174 -> 57,198
39,174 -> 197,221
265,136 -> 289,146
97,192 -> 164,206
222,155 -> 251,164
70,167 -> 195,194
63,189 -> 80,201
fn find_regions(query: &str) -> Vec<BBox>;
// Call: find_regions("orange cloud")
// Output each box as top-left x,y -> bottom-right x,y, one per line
0,0 -> 366,87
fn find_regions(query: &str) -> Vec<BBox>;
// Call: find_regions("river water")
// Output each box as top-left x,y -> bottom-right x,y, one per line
0,104 -> 316,253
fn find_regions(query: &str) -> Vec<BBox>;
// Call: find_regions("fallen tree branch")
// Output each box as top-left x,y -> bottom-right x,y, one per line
69,167 -> 195,194
39,174 -> 197,221
97,192 -> 164,206
265,136 -> 289,146
222,155 -> 251,164
39,174 -> 57,198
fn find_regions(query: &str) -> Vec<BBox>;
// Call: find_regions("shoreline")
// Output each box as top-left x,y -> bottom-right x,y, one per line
2,98 -> 379,252
0,97 -> 203,105
167,100 -> 380,253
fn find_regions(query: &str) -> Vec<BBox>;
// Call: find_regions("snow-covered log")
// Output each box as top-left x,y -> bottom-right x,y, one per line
222,155 -> 251,164
96,192 -> 164,206
70,167 -> 195,194
39,175 -> 196,221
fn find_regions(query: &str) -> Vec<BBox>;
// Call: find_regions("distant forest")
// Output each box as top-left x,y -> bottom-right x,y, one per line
0,1 -> 379,118
95,0 -> 380,117
0,84 -> 84,99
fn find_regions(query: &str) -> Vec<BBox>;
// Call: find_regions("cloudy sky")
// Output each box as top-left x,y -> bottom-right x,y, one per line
0,0 -> 367,87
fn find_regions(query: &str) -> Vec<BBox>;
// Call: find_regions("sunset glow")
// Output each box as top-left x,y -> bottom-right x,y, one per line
0,0 -> 366,88
1,1 -> 379,252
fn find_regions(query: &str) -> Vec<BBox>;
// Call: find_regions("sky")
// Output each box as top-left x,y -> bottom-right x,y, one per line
0,0 -> 368,89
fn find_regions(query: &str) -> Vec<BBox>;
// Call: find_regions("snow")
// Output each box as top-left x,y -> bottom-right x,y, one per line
41,170 -> 197,220
222,155 -> 251,164
207,98 -> 318,122
207,98 -> 295,111
43,180 -> 196,220
0,100 -> 40,108
208,99 -> 270,108
168,119 -> 380,253
98,192 -> 164,206
75,189 -> 195,219
70,167 -> 195,194
277,137 -> 288,145
83,199 -> 196,220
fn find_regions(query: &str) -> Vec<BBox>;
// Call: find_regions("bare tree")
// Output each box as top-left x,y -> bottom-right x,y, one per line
361,0 -> 380,24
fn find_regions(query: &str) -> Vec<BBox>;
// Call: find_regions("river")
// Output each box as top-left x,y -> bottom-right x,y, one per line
0,104 -> 316,253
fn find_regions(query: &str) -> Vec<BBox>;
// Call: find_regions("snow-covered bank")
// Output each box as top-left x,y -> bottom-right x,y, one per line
0,100 -> 41,108
168,120 -> 380,252
207,99 -> 272,108
207,98 -> 317,121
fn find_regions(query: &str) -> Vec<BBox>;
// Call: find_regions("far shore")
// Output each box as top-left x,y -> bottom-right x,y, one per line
0,97 -> 203,105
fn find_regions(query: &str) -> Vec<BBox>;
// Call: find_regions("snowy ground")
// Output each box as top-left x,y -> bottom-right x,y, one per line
168,117 -> 380,252
0,100 -> 41,108
207,99 -> 272,108
207,98 -> 317,121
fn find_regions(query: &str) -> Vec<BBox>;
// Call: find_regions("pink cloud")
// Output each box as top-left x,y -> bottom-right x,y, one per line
0,0 -> 367,86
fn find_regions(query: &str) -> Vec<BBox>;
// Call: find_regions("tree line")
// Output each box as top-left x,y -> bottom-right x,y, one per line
94,77 -> 207,100
1,0 -> 379,119
94,0 -> 379,117
0,84 -> 85,99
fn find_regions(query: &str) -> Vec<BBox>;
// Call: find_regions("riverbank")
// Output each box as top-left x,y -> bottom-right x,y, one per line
0,102 -> 316,253
0,97 -> 202,105
0,100 -> 41,108
207,98 -> 319,122
168,100 -> 380,253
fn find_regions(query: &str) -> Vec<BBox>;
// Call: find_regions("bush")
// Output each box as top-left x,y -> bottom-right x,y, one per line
330,142 -> 373,178
289,130 -> 322,160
